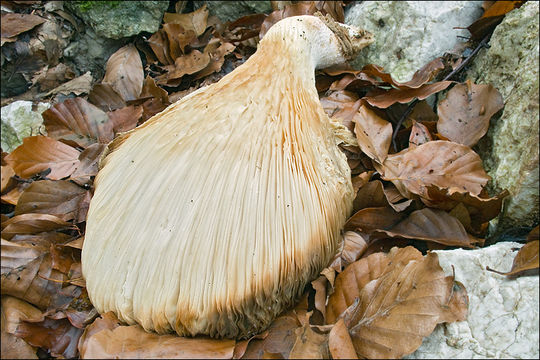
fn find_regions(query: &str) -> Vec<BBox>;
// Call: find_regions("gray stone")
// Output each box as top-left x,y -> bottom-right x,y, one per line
345,1 -> 483,82
409,242 -> 539,359
65,1 -> 169,39
193,1 -> 273,23
465,1 -> 539,236
1,101 -> 49,153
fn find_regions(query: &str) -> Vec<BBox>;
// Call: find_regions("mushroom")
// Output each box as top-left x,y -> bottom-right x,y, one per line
82,14 -> 373,339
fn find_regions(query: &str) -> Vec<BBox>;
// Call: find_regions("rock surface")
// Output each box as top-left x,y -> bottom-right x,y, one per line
65,1 -> 169,39
409,242 -> 539,359
345,1 -> 483,82
1,101 -> 49,152
465,1 -> 539,237
193,1 -> 273,23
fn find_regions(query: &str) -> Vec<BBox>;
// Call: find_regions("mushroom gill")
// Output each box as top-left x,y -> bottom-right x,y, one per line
82,14 -> 373,339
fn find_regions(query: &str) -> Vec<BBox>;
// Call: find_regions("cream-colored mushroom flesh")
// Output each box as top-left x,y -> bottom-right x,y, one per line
82,15 -> 373,339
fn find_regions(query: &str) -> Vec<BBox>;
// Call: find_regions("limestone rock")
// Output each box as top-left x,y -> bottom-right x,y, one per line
465,1 -> 539,236
193,1 -> 272,23
345,1 -> 483,82
409,242 -> 539,359
1,101 -> 49,153
65,1 -> 169,39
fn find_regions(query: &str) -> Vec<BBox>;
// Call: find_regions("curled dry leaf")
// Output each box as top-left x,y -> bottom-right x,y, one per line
1,213 -> 71,240
108,105 -> 143,134
15,316 -> 83,359
1,238 -> 65,309
361,58 -> 446,89
344,206 -> 405,232
70,143 -> 107,184
79,324 -> 236,359
42,97 -> 114,147
1,13 -> 45,39
1,297 -> 39,359
88,83 -> 126,112
363,81 -> 453,109
353,180 -> 412,213
14,180 -> 88,221
4,136 -> 80,180
437,80 -> 504,147
320,90 -> 361,132
103,44 -> 144,102
467,1 -> 524,39
487,240 -> 539,278
195,41 -> 236,80
1,164 -> 16,193
409,120 -> 433,148
163,5 -> 209,37
353,104 -> 392,164
375,140 -> 490,199
288,323 -> 329,359
45,71 -> 93,97
341,248 -> 467,359
328,319 -> 358,359
156,50 -> 211,86
375,207 -> 481,248
527,225 -> 539,242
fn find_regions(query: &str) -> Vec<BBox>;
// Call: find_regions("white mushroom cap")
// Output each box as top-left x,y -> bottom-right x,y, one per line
82,15 -> 373,339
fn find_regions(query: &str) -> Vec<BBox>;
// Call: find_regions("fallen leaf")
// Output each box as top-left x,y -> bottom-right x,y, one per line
320,91 -> 361,132
88,83 -> 126,112
1,298 -> 39,359
1,164 -> 16,193
103,44 -> 144,102
31,63 -> 76,92
361,58 -> 447,89
328,319 -> 357,359
487,240 -> 539,277
45,71 -> 93,97
1,13 -> 45,39
353,180 -> 412,213
344,206 -> 405,232
242,312 -> 299,359
363,81 -> 453,108
108,105 -> 143,134
14,180 -> 88,221
527,225 -> 539,242
5,136 -> 80,180
156,50 -> 211,86
409,120 -> 433,148
468,1 -> 524,39
1,213 -> 72,240
42,97 -> 114,147
15,316 -> 83,358
289,323 -> 329,359
260,2 -> 318,38
437,80 -> 504,147
376,208 -> 480,247
339,231 -> 369,269
342,248 -> 467,358
163,5 -> 209,37
196,41 -> 236,79
376,140 -> 490,199
353,104 -> 393,164
71,143 -> 107,184
1,238 -> 66,309
438,280 -> 468,323
79,323 -> 236,359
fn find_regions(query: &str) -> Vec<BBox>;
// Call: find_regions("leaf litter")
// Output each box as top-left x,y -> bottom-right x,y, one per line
0,1 -> 534,359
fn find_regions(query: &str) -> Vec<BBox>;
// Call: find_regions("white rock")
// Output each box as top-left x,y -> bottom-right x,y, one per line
409,242 -> 539,359
1,101 -> 49,153
345,1 -> 483,82
465,1 -> 539,235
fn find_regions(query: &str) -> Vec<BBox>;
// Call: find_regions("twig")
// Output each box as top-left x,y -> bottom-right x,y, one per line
391,33 -> 491,152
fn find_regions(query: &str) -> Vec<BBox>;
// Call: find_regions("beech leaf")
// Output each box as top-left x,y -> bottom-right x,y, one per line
409,120 -> 433,148
1,13 -> 45,39
14,180 -> 88,221
4,136 -> 80,180
1,213 -> 72,240
289,323 -> 329,359
42,98 -> 114,147
488,240 -> 539,277
353,104 -> 392,164
328,319 -> 357,359
163,5 -> 209,37
437,80 -> 504,147
71,143 -> 107,184
103,44 -> 144,102
375,140 -> 490,199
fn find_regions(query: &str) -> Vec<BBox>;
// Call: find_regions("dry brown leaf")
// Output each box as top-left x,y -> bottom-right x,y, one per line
70,143 -> 106,184
15,316 -> 83,358
320,91 -> 361,132
344,206 -> 405,232
163,5 -> 209,37
79,323 -> 236,359
376,140 -> 490,199
1,13 -> 45,39
242,312 -> 300,359
42,97 -> 114,148
328,319 -> 357,359
77,312 -> 122,354
88,83 -> 126,112
1,213 -> 72,240
195,41 -> 236,80
438,280 -> 469,323
376,208 -> 480,247
289,323 -> 329,359
343,248 -> 467,358
139,75 -> 171,122
1,238 -> 66,309
156,50 -> 211,86
488,240 -> 539,278
260,2 -> 318,38
353,180 -> 412,213
103,44 -> 144,102
32,63 -> 76,92
108,105 -> 143,134
1,297 -> 39,360
45,71 -> 93,97
437,80 -> 504,147
353,104 -> 392,164
1,164 -> 16,193
4,136 -> 80,180
340,231 -> 368,268
14,180 -> 88,221
527,225 -> 539,242
1,183 -> 28,205
363,81 -> 453,109
409,120 -> 433,148
468,1 -> 524,39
